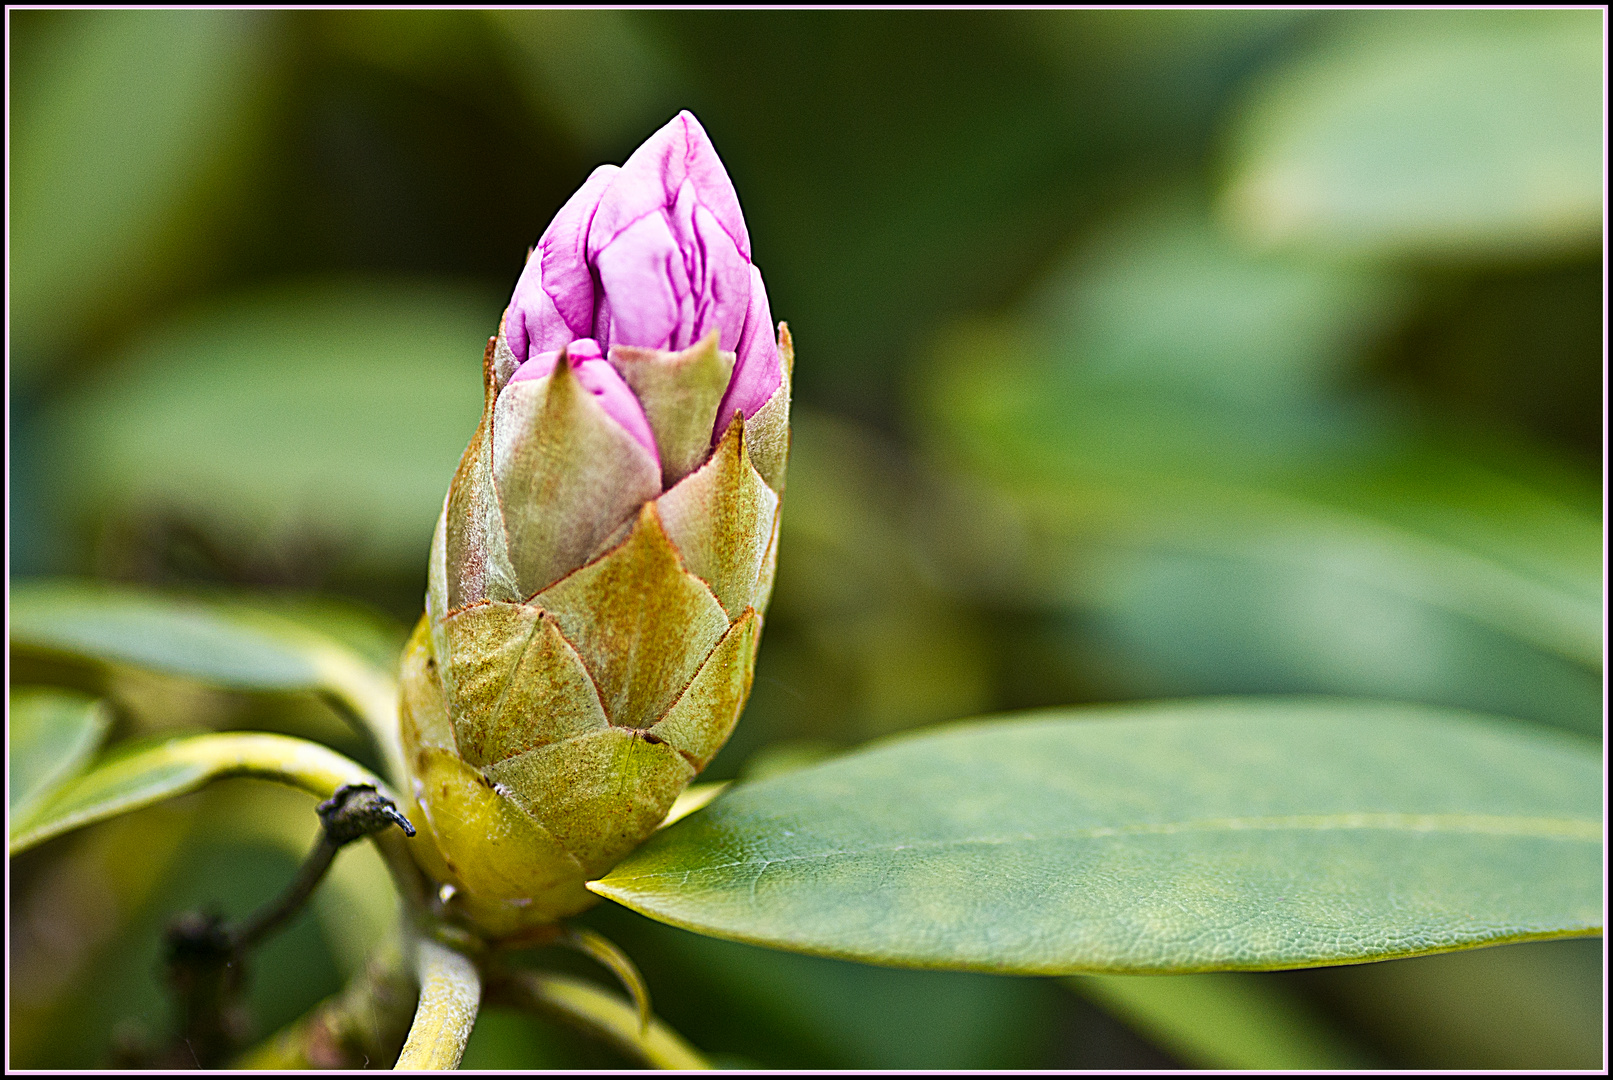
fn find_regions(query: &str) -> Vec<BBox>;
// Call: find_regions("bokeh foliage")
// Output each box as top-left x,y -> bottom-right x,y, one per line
8,9 -> 1603,1069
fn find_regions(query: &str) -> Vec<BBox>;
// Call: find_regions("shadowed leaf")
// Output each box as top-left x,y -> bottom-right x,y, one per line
8,687 -> 113,820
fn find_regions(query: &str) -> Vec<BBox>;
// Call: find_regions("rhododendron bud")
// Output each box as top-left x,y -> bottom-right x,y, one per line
398,112 -> 792,935
505,110 -> 783,458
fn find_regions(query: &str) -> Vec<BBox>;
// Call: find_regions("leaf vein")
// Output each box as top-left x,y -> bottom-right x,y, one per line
618,812 -> 1600,881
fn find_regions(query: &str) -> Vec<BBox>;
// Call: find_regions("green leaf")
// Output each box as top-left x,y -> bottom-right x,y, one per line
586,902 -> 1058,1070
13,579 -> 331,690
8,687 -> 112,820
938,330 -> 1601,664
1314,937 -> 1603,1069
234,593 -> 410,674
486,11 -> 683,153
9,579 -> 406,785
9,730 -> 388,855
1221,11 -> 1602,260
1027,192 -> 1409,406
43,279 -> 492,578
592,699 -> 1601,974
9,10 -> 272,374
660,781 -> 729,830
913,328 -> 1602,736
1067,972 -> 1375,1069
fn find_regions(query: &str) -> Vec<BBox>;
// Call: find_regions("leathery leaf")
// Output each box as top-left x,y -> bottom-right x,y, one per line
10,731 -> 387,854
8,687 -> 113,822
592,698 -> 1601,973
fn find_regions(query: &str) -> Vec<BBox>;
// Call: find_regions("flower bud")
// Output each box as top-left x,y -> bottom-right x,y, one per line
399,112 -> 791,935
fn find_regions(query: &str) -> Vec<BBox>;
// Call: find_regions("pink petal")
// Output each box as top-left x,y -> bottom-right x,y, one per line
505,269 -> 572,368
713,263 -> 782,440
592,212 -> 687,352
508,164 -> 620,363
688,195 -> 752,352
588,111 -> 750,267
503,111 -> 775,467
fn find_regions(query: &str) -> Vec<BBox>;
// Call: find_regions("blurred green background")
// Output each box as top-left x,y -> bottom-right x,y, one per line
8,9 -> 1603,1070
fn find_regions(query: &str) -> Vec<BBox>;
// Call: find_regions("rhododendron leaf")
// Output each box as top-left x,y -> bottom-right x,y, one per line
1222,11 -> 1601,258
8,688 -> 112,821
9,731 -> 386,854
593,699 -> 1600,973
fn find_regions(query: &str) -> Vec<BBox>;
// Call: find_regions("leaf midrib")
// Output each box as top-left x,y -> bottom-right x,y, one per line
610,811 -> 1602,883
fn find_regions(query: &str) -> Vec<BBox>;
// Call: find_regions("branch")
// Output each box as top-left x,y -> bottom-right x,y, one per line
484,967 -> 710,1070
154,784 -> 417,1067
234,784 -> 415,951
394,937 -> 482,1070
558,925 -> 653,1033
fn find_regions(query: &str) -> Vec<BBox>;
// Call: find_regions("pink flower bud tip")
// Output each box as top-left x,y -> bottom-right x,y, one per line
506,110 -> 783,452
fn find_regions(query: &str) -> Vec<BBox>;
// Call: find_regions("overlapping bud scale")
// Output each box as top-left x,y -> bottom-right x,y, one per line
398,113 -> 790,934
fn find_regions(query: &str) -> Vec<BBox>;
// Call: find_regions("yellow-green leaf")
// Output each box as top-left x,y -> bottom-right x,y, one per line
10,10 -> 272,373
42,280 -> 491,577
9,731 -> 388,854
916,327 -> 1603,726
9,579 -> 405,785
1067,972 -> 1375,1069
8,687 -> 112,820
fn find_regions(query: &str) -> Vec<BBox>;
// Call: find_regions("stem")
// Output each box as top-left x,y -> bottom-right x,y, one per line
232,784 -> 415,952
484,968 -> 710,1070
373,827 -> 433,916
232,839 -> 338,952
559,925 -> 653,1033
154,783 -> 418,1068
395,937 -> 482,1070
99,732 -> 430,918
160,912 -> 243,1069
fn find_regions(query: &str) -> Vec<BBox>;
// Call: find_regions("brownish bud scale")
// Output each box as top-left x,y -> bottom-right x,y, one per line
398,316 -> 792,937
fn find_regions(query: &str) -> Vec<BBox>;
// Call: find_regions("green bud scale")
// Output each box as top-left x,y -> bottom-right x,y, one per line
398,322 -> 792,937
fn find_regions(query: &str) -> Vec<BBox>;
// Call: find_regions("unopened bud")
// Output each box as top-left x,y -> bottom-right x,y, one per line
399,111 -> 792,935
